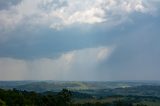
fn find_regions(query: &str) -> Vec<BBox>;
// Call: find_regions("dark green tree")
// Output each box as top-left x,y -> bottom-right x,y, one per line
57,89 -> 72,106
0,99 -> 6,106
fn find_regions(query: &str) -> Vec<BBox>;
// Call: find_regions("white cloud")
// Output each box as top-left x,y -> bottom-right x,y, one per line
0,0 -> 158,30
0,46 -> 114,80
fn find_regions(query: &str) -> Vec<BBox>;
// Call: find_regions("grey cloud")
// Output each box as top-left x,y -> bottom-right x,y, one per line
0,0 -> 160,81
0,0 -> 158,32
0,0 -> 22,10
99,17 -> 160,80
0,46 -> 113,80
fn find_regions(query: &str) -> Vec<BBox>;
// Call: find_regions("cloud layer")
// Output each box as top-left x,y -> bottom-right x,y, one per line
0,46 -> 113,80
0,0 -> 160,81
0,0 -> 157,31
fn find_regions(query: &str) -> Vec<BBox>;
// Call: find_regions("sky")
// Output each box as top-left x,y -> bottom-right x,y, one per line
0,0 -> 160,81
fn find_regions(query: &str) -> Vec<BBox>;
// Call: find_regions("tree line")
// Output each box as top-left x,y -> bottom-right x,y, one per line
0,88 -> 148,106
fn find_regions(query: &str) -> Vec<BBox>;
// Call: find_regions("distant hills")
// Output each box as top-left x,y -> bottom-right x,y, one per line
1,81 -> 160,106
0,81 -> 160,95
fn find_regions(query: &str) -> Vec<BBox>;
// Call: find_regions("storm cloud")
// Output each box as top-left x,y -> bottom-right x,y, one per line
0,0 -> 160,81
